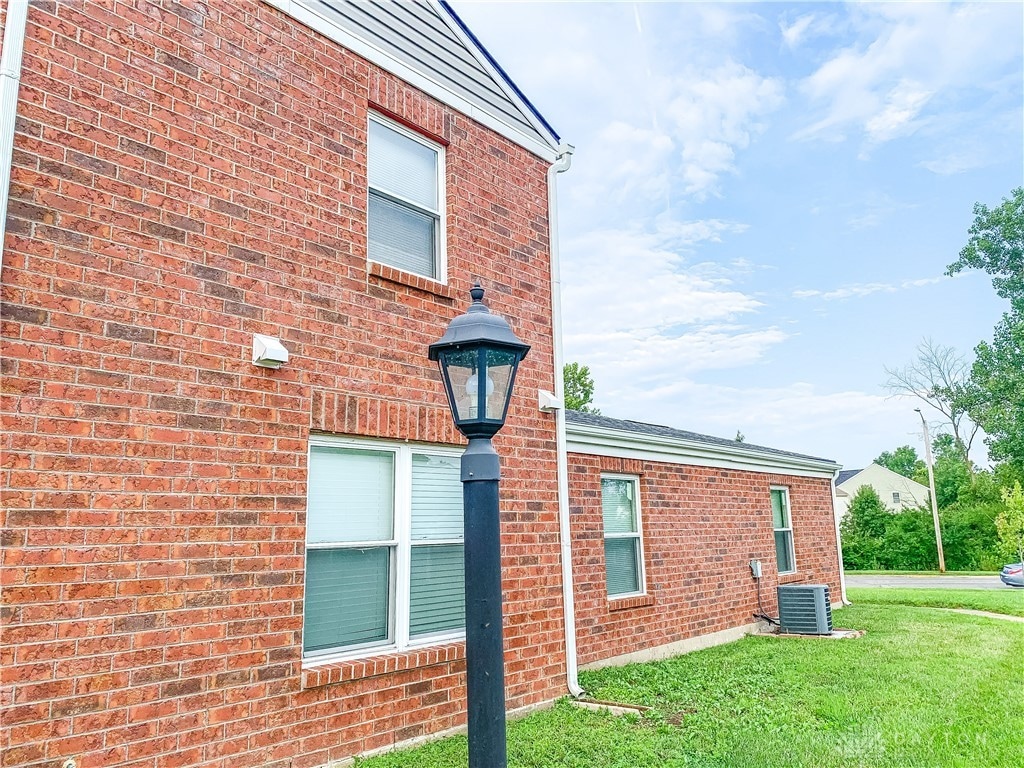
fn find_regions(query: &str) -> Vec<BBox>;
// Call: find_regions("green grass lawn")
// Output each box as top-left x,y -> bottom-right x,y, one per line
356,603 -> 1024,767
848,586 -> 1024,617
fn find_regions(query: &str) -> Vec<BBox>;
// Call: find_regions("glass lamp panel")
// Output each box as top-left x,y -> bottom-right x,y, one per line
601,478 -> 637,534
307,446 -> 394,544
482,348 -> 518,421
438,349 -> 476,423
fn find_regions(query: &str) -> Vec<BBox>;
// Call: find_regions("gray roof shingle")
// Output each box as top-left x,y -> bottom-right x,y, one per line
565,410 -> 837,466
835,469 -> 863,486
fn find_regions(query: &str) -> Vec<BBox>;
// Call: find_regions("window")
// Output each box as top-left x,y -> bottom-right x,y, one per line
892,492 -> 901,505
771,487 -> 795,574
601,475 -> 645,598
303,439 -> 464,660
367,114 -> 444,280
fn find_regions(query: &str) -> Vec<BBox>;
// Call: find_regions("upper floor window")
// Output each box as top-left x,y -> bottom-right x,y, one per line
601,475 -> 645,598
367,114 -> 445,281
892,492 -> 901,505
303,439 -> 464,660
771,486 -> 796,574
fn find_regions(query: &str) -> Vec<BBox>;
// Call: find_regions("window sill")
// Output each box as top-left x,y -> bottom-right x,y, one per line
608,594 -> 655,612
368,261 -> 455,300
301,641 -> 465,689
778,572 -> 805,584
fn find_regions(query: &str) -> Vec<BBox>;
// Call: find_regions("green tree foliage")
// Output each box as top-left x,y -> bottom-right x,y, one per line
841,486 -> 891,570
563,362 -> 599,414
875,445 -> 926,479
995,482 -> 1024,566
957,315 -> 1024,467
930,435 -> 973,508
947,187 -> 1024,312
947,188 -> 1024,468
841,469 -> 1005,571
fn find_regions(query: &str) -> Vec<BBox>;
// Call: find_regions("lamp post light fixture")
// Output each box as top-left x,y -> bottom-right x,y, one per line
428,283 -> 530,768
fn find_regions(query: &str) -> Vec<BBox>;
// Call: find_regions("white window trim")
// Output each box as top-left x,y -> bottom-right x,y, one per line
601,473 -> 647,600
303,435 -> 465,664
771,485 -> 797,575
367,111 -> 448,285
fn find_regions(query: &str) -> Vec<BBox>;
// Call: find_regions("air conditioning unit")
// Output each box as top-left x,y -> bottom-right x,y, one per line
777,584 -> 833,635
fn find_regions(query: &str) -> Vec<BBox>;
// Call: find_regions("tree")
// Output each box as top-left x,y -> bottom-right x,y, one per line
874,445 -> 925,479
883,338 -> 978,456
735,431 -> 745,443
563,362 -> 599,413
995,482 -> 1024,568
947,188 -> 1024,467
947,187 -> 1023,313
840,486 -> 890,570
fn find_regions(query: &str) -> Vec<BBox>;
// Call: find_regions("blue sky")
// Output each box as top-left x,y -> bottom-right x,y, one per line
451,1 -> 1023,469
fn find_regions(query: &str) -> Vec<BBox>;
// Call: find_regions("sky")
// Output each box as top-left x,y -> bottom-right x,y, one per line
450,1 -> 1023,470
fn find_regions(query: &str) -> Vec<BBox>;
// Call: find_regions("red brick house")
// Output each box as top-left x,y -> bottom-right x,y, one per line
565,411 -> 844,670
0,1 -> 845,766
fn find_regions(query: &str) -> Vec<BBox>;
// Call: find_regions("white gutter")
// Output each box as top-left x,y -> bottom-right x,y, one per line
547,143 -> 583,698
830,471 -> 851,605
0,0 -> 30,273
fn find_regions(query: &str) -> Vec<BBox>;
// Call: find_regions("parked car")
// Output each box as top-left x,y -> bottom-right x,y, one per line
999,563 -> 1024,587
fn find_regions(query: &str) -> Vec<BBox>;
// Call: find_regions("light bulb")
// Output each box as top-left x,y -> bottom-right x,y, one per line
465,373 -> 495,398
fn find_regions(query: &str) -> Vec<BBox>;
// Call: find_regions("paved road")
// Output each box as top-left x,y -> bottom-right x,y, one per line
846,574 -> 1007,590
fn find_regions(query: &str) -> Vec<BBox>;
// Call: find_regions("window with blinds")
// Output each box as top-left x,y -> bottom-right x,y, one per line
303,441 -> 465,660
771,487 -> 796,574
601,475 -> 645,598
367,115 -> 443,280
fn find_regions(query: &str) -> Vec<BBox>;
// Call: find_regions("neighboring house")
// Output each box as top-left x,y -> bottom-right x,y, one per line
0,3 -> 844,767
834,464 -> 931,516
565,412 -> 843,669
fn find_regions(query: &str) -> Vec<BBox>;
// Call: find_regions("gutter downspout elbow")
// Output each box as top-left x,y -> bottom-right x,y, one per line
0,0 -> 30,275
547,143 -> 584,697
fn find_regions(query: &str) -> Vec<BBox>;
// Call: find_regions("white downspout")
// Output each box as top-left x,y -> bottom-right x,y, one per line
547,143 -> 583,697
831,471 -> 851,605
0,0 -> 30,273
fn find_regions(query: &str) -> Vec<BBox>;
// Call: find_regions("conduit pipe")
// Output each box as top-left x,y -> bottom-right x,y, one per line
0,0 -> 30,274
546,143 -> 584,697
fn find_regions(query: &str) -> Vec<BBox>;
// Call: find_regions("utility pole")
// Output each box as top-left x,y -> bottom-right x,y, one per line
915,408 -> 946,573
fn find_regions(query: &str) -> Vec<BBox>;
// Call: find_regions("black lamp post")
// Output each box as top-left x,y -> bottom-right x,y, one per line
429,283 -> 530,768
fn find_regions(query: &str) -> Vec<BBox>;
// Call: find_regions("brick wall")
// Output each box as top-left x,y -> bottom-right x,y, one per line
0,2 -> 566,765
568,453 -> 842,668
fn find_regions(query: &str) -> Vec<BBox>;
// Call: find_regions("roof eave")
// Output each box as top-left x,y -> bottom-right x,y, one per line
566,421 -> 842,478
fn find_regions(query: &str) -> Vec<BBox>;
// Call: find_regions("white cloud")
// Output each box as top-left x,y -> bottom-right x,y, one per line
664,61 -> 785,198
794,2 -> 1022,147
792,275 -> 951,301
780,14 -> 815,49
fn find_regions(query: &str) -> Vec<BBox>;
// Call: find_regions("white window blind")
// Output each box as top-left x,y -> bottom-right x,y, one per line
410,452 -> 465,637
601,476 -> 645,598
772,487 -> 795,574
306,446 -> 394,543
303,441 -> 464,660
367,116 -> 442,280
